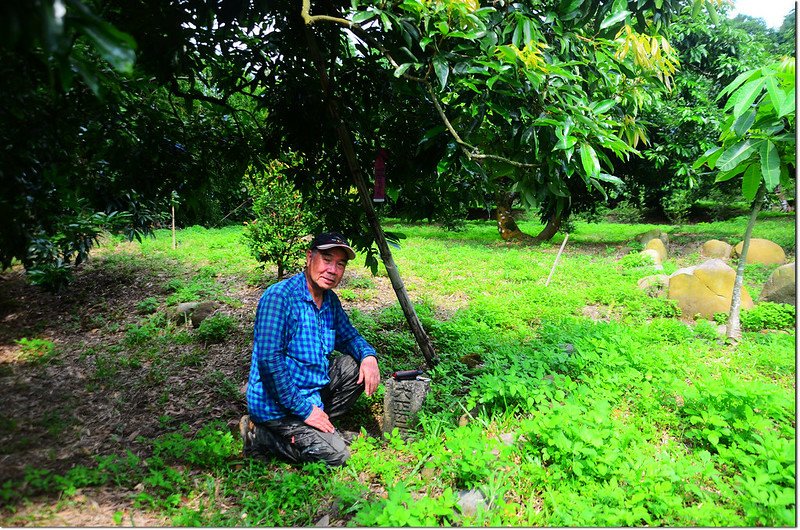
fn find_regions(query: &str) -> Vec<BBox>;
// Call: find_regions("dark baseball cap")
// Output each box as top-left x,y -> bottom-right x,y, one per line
310,232 -> 356,260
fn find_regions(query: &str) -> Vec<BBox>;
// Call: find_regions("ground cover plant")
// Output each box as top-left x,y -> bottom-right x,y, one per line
0,213 -> 794,526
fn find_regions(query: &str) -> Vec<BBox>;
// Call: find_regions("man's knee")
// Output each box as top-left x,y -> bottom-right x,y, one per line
304,430 -> 351,466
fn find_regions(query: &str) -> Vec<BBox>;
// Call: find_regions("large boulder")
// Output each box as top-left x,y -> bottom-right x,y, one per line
668,259 -> 754,319
645,238 -> 668,262
759,262 -> 796,306
636,229 -> 669,247
701,239 -> 733,260
732,238 -> 786,265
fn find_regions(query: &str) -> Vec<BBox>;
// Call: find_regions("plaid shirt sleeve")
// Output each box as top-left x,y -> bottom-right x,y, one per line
330,292 -> 377,362
252,287 -> 314,420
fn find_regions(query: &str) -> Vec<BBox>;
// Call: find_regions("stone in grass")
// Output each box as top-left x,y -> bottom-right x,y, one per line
701,239 -> 733,260
457,489 -> 488,517
639,249 -> 664,270
173,301 -> 217,328
644,238 -> 668,262
637,274 -> 670,298
636,229 -> 669,247
759,262 -> 796,306
668,259 -> 754,319
732,238 -> 786,265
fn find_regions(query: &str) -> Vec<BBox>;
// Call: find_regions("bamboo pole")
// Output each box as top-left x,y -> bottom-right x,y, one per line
545,233 -> 569,287
304,27 -> 437,367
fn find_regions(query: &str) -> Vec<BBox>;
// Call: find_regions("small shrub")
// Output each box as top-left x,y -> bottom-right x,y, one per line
195,314 -> 236,343
15,337 -> 57,364
136,297 -> 159,314
242,159 -> 315,279
740,302 -> 795,331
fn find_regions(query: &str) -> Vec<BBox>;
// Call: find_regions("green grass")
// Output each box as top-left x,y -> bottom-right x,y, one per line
4,214 -> 795,527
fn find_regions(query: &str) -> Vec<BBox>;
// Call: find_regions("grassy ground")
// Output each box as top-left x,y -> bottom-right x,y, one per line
0,213 -> 795,526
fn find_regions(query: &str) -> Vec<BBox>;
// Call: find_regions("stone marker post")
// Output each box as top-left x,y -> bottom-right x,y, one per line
382,377 -> 430,439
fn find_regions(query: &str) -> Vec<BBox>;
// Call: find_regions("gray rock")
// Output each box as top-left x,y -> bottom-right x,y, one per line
759,262 -> 796,306
457,489 -> 487,517
172,301 -> 217,327
637,274 -> 669,298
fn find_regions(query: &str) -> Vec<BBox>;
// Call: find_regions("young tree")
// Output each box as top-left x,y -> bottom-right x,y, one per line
243,161 -> 315,280
694,57 -> 795,340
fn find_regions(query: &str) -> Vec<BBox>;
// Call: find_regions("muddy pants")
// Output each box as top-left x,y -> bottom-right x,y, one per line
252,354 -> 364,466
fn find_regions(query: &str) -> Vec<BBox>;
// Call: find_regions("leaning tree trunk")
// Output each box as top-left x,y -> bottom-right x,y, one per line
531,211 -> 564,243
727,184 -> 766,341
305,28 -> 437,367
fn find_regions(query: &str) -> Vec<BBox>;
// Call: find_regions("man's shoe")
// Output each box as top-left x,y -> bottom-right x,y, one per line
239,415 -> 256,456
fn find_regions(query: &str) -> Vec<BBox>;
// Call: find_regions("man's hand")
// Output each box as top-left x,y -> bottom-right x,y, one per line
358,355 -> 380,396
304,405 -> 335,433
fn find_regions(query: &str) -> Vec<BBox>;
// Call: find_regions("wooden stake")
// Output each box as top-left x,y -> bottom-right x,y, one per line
171,205 -> 177,250
545,233 -> 569,287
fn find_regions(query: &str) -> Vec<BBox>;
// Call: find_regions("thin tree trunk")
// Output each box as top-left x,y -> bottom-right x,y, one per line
727,184 -> 766,341
171,205 -> 177,250
305,28 -> 437,367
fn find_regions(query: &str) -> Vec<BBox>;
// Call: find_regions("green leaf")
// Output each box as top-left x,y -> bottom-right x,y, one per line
731,108 -> 756,137
393,63 -> 412,78
596,172 -> 623,186
351,10 -> 376,24
600,9 -> 631,29
705,0 -> 719,24
717,140 -> 756,171
726,78 -> 765,118
591,99 -> 616,114
742,163 -> 761,201
715,162 -> 748,183
707,431 -> 720,446
717,68 -> 757,102
759,141 -> 780,192
693,146 -> 721,169
432,56 -> 449,89
764,75 -> 785,113
778,87 -> 795,117
579,143 -> 600,179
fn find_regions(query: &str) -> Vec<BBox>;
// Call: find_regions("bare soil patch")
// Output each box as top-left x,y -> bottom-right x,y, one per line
0,256 -> 397,525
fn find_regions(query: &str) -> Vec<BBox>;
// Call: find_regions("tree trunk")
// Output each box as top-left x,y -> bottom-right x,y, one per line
727,184 -> 766,341
774,184 -> 794,212
305,28 -> 437,367
531,211 -> 563,243
495,191 -> 530,241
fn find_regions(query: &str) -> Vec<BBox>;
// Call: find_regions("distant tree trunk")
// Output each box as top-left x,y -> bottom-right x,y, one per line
495,191 -> 531,241
531,211 -> 564,243
774,184 -> 794,212
727,184 -> 766,341
305,28 -> 437,367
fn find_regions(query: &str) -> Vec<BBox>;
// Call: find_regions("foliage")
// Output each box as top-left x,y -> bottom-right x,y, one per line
14,338 -> 57,364
695,58 -> 795,201
738,302 -> 795,331
195,314 -> 236,344
1,218 -> 794,527
242,161 -> 316,279
616,8 -> 794,219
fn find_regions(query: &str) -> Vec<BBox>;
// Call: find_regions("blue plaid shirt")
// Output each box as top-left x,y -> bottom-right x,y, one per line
246,272 -> 377,422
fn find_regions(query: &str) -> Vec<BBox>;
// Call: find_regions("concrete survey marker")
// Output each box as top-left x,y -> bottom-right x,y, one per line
382,377 -> 430,438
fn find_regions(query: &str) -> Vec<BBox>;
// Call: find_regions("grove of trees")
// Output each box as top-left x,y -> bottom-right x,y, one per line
1,0 -> 795,285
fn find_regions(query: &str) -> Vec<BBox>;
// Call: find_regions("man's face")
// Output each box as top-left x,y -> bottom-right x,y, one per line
306,247 -> 348,292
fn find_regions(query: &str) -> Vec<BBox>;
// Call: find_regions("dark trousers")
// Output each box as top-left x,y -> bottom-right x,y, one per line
253,354 -> 364,466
